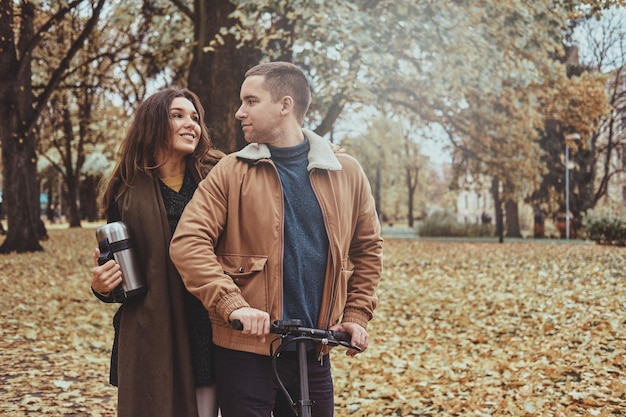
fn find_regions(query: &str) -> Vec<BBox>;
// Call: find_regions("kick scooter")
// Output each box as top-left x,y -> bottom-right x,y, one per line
232,319 -> 361,417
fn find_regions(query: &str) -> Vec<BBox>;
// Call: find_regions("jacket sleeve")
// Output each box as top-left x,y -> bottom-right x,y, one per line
341,158 -> 383,329
170,157 -> 250,323
91,287 -> 115,303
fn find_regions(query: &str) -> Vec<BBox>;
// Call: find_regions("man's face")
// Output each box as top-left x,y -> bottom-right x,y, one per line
235,75 -> 284,145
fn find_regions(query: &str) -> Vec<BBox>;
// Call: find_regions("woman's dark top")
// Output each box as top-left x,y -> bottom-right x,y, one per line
159,173 -> 215,386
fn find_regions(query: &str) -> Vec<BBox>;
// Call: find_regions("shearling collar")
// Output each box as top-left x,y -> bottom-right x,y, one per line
235,128 -> 342,171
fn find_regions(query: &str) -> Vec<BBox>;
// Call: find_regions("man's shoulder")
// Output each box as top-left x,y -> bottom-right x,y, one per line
333,152 -> 363,171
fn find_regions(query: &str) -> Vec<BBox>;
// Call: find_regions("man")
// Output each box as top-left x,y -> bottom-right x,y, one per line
170,61 -> 383,417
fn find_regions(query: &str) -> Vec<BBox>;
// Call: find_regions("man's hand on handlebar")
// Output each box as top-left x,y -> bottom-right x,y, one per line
329,322 -> 368,357
229,307 -> 271,343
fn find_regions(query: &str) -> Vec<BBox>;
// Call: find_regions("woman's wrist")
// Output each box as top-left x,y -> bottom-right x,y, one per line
93,287 -> 111,297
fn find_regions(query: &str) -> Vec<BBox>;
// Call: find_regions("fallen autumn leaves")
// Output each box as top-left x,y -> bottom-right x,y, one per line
334,238 -> 625,416
1,227 -> 624,416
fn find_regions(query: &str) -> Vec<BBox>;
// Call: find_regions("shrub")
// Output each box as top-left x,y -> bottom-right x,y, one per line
583,213 -> 626,246
418,210 -> 494,238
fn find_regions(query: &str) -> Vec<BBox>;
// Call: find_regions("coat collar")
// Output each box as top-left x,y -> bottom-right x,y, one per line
235,128 -> 342,171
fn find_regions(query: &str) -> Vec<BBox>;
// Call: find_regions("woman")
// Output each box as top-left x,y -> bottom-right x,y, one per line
91,88 -> 223,417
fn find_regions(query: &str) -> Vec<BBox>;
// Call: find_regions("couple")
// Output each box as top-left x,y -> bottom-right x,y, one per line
91,62 -> 383,417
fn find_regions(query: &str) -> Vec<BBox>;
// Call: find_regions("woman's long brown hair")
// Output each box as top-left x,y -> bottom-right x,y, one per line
101,87 -> 222,213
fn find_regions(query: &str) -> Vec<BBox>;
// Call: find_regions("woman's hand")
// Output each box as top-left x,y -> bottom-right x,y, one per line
91,248 -> 122,295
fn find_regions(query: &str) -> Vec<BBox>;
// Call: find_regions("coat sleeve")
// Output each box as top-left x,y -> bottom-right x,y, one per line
341,157 -> 383,329
170,156 -> 250,323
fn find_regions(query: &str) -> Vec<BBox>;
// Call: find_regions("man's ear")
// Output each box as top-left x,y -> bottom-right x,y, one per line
281,96 -> 294,115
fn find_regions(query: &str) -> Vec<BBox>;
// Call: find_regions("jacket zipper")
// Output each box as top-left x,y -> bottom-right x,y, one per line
310,170 -> 337,331
270,159 -> 285,322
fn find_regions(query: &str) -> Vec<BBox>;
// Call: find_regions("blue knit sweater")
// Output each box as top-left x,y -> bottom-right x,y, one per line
268,138 -> 328,329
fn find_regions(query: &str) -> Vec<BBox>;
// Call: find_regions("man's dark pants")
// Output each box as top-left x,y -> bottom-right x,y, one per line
215,346 -> 334,417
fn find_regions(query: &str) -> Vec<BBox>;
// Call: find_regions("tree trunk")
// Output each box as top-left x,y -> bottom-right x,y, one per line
503,181 -> 521,237
0,0 -> 104,251
314,96 -> 345,138
64,174 -> 81,227
0,122 -> 45,252
505,199 -> 521,237
375,155 -> 382,223
491,176 -> 504,243
406,165 -> 418,228
188,0 -> 262,153
504,182 -> 522,237
407,184 -> 415,228
533,208 -> 546,238
80,174 -> 100,222
0,1 -> 45,252
61,104 -> 82,227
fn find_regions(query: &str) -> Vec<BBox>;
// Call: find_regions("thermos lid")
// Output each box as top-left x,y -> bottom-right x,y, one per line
96,221 -> 131,242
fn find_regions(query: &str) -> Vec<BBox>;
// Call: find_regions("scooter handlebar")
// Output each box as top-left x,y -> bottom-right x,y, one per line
230,319 -> 359,350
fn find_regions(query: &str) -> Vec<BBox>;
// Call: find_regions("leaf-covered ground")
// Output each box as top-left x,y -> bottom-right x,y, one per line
1,226 -> 624,416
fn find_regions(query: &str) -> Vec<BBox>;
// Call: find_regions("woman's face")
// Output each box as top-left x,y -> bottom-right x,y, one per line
167,97 -> 201,159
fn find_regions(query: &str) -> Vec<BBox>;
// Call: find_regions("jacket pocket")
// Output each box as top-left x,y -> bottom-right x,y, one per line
218,254 -> 269,309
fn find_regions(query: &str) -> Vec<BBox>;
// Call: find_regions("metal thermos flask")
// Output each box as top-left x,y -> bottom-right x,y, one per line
96,221 -> 146,299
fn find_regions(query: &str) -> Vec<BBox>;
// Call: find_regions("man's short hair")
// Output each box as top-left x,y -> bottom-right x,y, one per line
245,62 -> 312,125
